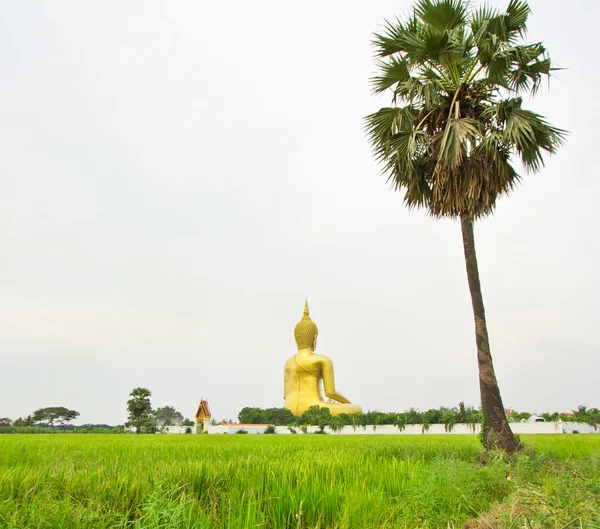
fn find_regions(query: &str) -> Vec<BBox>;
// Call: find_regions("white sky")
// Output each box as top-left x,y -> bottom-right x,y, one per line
1,1 -> 598,425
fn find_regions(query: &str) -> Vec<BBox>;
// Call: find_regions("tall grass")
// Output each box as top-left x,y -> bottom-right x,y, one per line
0,434 -> 598,528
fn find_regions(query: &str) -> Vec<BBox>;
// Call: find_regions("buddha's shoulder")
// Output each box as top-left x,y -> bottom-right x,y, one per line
285,354 -> 329,366
311,353 -> 332,364
284,356 -> 295,367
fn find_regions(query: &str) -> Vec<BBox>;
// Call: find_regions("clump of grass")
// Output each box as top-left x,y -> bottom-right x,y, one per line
132,482 -> 213,529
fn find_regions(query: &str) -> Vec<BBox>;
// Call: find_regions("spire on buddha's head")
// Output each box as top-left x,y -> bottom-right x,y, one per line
294,299 -> 318,349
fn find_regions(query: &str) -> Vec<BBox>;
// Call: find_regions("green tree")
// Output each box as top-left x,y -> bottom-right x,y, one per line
265,408 -> 295,426
406,408 -> 423,425
439,407 -> 459,432
394,413 -> 407,432
126,388 -> 153,434
237,407 -> 268,424
510,410 -> 532,423
299,406 -> 331,433
12,415 -> 33,427
365,0 -> 564,452
456,401 -> 480,424
329,416 -> 344,433
338,413 -> 361,431
31,407 -> 80,430
154,406 -> 184,427
366,411 -> 385,431
424,408 -> 441,425
573,406 -> 600,429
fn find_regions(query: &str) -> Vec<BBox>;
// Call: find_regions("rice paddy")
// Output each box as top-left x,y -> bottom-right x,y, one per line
0,434 -> 598,528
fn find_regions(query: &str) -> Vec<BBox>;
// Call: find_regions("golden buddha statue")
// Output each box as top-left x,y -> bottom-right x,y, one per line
283,301 -> 362,416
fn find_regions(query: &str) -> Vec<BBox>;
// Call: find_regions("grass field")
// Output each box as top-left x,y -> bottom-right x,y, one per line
0,434 -> 598,529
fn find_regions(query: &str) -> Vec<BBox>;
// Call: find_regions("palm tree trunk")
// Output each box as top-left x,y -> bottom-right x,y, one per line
460,216 -> 520,453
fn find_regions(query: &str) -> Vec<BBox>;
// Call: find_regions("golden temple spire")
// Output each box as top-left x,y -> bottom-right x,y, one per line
303,299 -> 310,317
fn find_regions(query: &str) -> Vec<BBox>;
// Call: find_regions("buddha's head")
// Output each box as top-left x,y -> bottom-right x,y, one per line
294,300 -> 318,351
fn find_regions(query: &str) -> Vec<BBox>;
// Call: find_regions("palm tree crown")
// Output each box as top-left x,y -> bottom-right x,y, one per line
365,0 -> 565,219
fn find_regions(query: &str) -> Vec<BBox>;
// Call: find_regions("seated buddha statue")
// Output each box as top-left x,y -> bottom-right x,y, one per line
283,301 -> 362,416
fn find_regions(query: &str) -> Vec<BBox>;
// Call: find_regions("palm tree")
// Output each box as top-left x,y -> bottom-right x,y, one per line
329,416 -> 345,433
364,0 -> 565,452
439,407 -> 458,432
394,413 -> 407,432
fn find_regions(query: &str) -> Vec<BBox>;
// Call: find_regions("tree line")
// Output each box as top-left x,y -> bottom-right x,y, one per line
508,406 -> 600,427
1,388 -> 194,434
7,407 -> 80,431
238,403 -> 482,433
4,398 -> 597,434
236,404 -> 600,433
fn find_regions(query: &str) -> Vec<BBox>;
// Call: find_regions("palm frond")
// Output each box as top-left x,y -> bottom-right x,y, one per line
373,17 -> 410,57
373,15 -> 429,60
414,0 -> 467,32
502,108 -> 566,171
365,107 -> 418,141
505,0 -> 530,39
364,106 -> 420,168
435,118 -> 481,170
504,43 -> 550,94
371,56 -> 411,94
420,78 -> 444,108
402,160 -> 432,209
379,72 -> 445,108
471,5 -> 503,65
439,52 -> 462,85
471,3 -> 501,44
387,131 -> 419,174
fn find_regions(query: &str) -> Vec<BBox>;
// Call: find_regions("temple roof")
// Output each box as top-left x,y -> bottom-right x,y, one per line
195,399 -> 211,419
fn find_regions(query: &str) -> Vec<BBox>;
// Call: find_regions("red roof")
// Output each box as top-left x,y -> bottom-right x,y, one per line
195,399 -> 211,419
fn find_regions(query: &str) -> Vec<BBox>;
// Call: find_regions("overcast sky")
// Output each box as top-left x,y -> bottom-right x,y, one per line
1,1 -> 598,425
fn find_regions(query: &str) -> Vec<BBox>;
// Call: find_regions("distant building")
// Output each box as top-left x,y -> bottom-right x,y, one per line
195,398 -> 211,434
526,415 -> 545,423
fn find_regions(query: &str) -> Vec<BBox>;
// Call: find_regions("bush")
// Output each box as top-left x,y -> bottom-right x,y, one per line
0,426 -> 58,434
235,429 -> 248,434
264,425 -> 276,434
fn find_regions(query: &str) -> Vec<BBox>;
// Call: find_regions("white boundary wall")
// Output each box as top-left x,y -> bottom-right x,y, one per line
206,422 -> 599,435
159,425 -> 193,434
208,424 -> 273,435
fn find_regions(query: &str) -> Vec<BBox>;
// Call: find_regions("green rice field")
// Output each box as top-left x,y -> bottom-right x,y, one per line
0,434 -> 598,528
